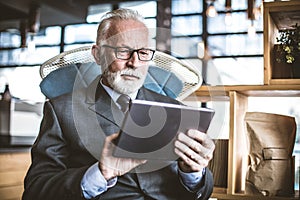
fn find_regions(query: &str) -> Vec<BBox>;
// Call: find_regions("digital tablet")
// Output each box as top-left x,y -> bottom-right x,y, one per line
113,99 -> 215,160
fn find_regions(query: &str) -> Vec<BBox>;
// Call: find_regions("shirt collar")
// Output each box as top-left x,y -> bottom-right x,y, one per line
100,78 -> 138,104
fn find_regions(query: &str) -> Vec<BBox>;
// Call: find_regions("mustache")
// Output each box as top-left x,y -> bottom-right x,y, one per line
120,69 -> 144,79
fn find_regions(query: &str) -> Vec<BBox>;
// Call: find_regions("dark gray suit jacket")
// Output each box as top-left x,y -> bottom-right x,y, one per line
23,76 -> 214,200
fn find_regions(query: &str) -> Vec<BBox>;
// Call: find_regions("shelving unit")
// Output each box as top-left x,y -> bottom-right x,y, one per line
195,85 -> 300,200
193,1 -> 300,199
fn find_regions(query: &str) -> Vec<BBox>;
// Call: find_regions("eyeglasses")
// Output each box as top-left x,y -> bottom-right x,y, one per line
102,45 -> 155,61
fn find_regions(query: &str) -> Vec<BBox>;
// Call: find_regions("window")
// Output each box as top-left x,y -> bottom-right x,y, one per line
64,24 -> 98,44
171,0 -> 203,59
0,66 -> 44,102
172,0 -> 202,14
34,26 -> 61,45
208,34 -> 263,56
119,1 -> 157,17
203,0 -> 264,85
172,37 -> 202,58
208,12 -> 263,34
172,16 -> 202,36
0,31 -> 21,48
87,4 -> 112,23
206,57 -> 264,85
0,26 -> 62,66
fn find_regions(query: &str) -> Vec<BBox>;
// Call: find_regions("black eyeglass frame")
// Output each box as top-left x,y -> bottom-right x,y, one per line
102,45 -> 155,61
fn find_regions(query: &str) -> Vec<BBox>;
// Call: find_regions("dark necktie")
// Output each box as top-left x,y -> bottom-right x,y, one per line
117,94 -> 131,113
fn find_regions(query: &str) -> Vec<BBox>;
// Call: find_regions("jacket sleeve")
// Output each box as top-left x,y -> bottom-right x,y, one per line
22,101 -> 90,200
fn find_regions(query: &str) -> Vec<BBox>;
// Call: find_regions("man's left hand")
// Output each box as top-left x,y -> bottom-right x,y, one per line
174,129 -> 215,173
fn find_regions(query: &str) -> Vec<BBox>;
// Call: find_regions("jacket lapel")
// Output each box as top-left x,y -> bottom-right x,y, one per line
137,86 -> 158,101
83,80 -> 160,135
84,77 -> 123,131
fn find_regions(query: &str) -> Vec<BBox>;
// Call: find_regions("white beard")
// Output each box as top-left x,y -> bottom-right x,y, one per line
103,68 -> 147,95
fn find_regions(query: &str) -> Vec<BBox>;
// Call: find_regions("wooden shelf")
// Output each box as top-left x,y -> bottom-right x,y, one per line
212,192 -> 299,200
189,84 -> 300,101
212,187 -> 299,199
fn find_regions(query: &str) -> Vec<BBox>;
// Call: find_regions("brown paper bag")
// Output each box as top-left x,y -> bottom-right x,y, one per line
244,112 -> 296,197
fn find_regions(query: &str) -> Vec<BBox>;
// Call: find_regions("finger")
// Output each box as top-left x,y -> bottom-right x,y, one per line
177,132 -> 210,160
187,129 -> 207,143
102,133 -> 119,156
174,139 -> 201,163
131,158 -> 147,165
175,138 -> 211,171
186,130 -> 215,159
177,132 -> 214,161
105,133 -> 120,148
174,148 -> 204,171
177,132 -> 204,154
174,148 -> 198,166
187,130 -> 215,148
107,133 -> 119,141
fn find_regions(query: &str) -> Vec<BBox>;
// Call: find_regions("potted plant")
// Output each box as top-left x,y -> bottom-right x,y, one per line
274,23 -> 300,78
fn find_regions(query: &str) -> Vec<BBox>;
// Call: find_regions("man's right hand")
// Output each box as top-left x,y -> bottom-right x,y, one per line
98,133 -> 147,180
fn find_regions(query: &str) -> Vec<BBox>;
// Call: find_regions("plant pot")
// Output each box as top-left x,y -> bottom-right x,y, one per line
272,44 -> 300,79
291,60 -> 300,78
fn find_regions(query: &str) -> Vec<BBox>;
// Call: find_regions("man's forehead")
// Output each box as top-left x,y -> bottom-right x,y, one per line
110,19 -> 147,33
106,20 -> 149,47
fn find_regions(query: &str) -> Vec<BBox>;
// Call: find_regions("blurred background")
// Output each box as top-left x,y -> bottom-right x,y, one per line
0,0 -> 299,194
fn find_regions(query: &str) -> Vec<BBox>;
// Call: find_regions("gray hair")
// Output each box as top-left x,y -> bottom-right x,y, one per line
96,8 -> 146,45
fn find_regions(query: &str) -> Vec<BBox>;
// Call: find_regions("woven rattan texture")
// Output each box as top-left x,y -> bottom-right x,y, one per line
40,46 -> 202,100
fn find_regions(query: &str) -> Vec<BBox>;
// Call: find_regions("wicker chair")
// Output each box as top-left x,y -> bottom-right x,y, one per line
39,46 -> 202,101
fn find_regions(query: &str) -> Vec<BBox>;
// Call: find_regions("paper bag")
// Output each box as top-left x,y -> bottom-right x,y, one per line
244,112 -> 296,197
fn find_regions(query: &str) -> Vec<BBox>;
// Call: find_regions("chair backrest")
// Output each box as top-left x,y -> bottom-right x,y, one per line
39,46 -> 202,100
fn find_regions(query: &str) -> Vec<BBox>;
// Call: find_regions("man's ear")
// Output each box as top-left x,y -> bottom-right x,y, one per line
92,45 -> 101,65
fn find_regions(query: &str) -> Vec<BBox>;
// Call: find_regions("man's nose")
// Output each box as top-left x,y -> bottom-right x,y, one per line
127,51 -> 140,68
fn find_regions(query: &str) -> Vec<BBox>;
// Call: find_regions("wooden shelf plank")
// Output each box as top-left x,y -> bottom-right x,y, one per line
194,85 -> 300,99
212,192 -> 299,200
227,91 -> 248,194
212,188 -> 299,200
